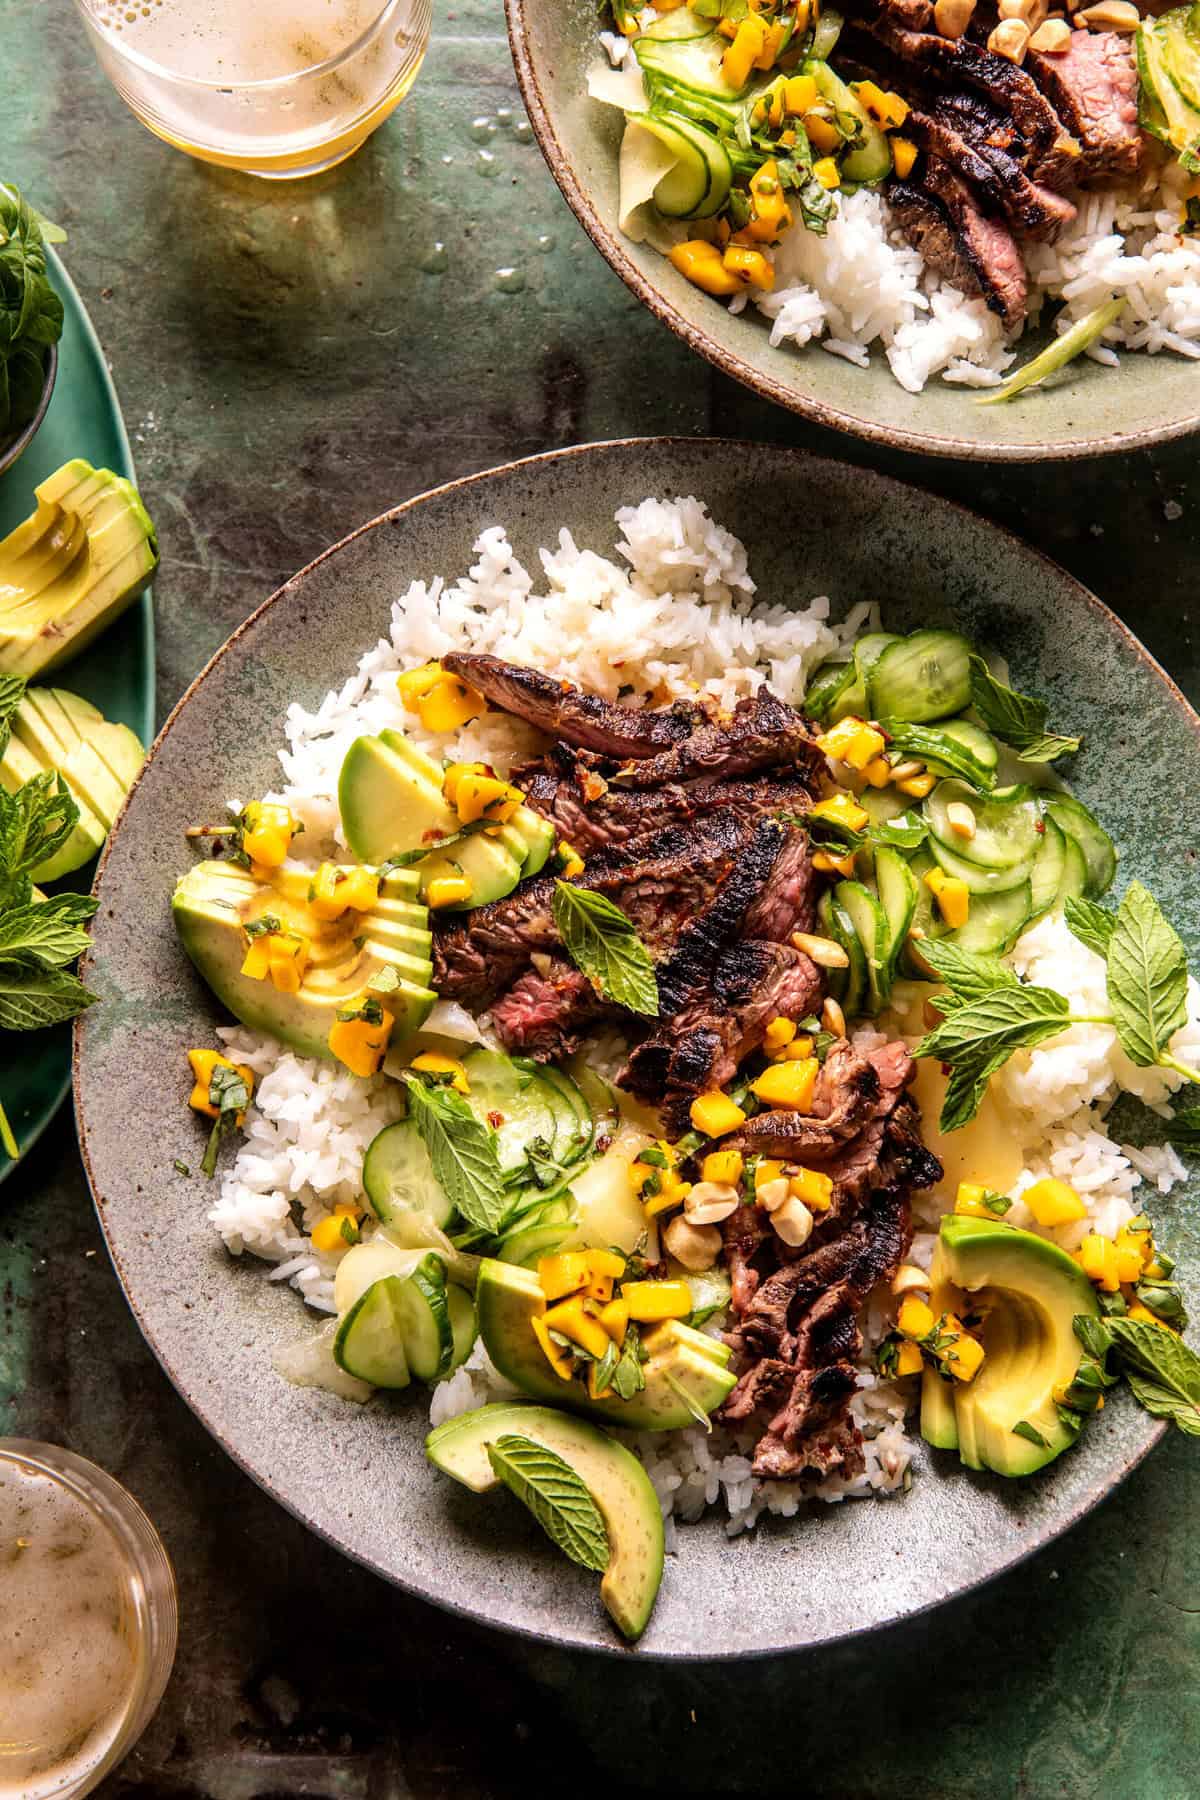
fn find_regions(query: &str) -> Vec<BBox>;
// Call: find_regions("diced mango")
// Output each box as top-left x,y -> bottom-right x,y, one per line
411,1051 -> 469,1095
241,801 -> 298,870
690,1091 -> 747,1137
537,1251 -> 593,1302
895,1338 -> 925,1376
419,674 -> 488,734
426,874 -> 473,908
532,1313 -> 574,1380
558,842 -> 586,879
816,716 -> 886,772
812,849 -> 857,877
763,1015 -> 797,1053
746,159 -> 792,243
702,1148 -> 744,1185
455,771 -> 522,825
336,867 -> 380,914
267,931 -> 309,996
897,771 -> 935,799
599,1297 -> 629,1343
751,1057 -> 818,1111
754,1158 -> 785,1192
784,73 -> 819,114
790,1166 -> 833,1211
442,761 -> 488,805
308,861 -> 346,922
1023,1177 -> 1086,1228
669,239 -> 743,297
1078,1233 -> 1121,1293
941,1317 -> 986,1383
621,1279 -> 693,1323
891,135 -> 917,179
187,1049 -> 254,1121
1126,1301 -> 1179,1333
898,1295 -> 935,1340
327,1001 -> 394,1078
544,1295 -> 612,1360
722,245 -> 775,291
397,662 -> 445,710
722,14 -> 768,87
955,1181 -> 997,1219
240,937 -> 271,981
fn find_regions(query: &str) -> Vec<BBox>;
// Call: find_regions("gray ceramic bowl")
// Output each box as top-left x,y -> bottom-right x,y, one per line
0,341 -> 58,479
75,440 -> 1198,1657
507,0 -> 1200,461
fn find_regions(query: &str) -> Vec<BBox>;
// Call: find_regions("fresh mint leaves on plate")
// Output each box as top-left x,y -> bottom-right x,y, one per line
404,1071 -> 508,1233
485,1433 -> 611,1571
552,880 -> 659,1017
968,655 -> 1081,763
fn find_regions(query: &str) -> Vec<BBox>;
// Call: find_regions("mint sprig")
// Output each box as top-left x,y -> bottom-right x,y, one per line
1105,880 -> 1189,1069
485,1434 -> 611,1570
552,880 -> 659,1017
404,1072 -> 508,1233
968,656 -> 1081,763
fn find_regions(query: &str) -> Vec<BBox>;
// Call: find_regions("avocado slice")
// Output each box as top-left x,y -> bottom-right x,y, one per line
173,859 -> 436,1059
0,459 -> 157,677
340,732 -> 523,909
17,686 -> 102,757
0,735 -> 107,881
476,1258 -> 736,1431
426,1400 -> 665,1640
932,1215 -> 1100,1477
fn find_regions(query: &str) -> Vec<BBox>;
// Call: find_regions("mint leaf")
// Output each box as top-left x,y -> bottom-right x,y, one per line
200,1062 -> 250,1179
381,819 -> 494,870
869,809 -> 928,852
0,963 -> 97,1032
553,881 -> 659,1017
0,675 -> 26,760
404,1073 -> 508,1233
1064,895 -> 1116,960
915,938 -> 1020,1009
0,893 -> 97,969
1106,1316 -> 1200,1435
916,983 -> 1070,1130
485,1434 -> 610,1571
968,656 -> 1080,762
1012,1420 -> 1049,1448
0,771 -> 78,896
1106,882 -> 1188,1068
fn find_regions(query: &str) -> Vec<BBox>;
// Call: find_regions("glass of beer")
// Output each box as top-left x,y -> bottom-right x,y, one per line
72,0 -> 432,179
0,1441 -> 177,1800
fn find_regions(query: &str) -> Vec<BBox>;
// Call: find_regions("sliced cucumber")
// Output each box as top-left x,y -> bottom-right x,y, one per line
939,881 -> 1032,955
498,1219 -> 574,1267
819,889 -> 866,1019
835,879 -> 888,1014
1029,815 -> 1067,918
445,1283 -> 478,1373
1056,831 -> 1088,908
811,6 -> 844,57
829,632 -> 901,723
394,1251 -> 456,1381
926,781 -> 1040,871
929,834 -> 1033,896
641,7 -> 716,39
805,62 -> 891,184
1041,794 -> 1117,898
363,1118 -> 454,1230
333,1275 -> 411,1388
538,1065 -> 594,1167
635,32 -> 748,99
572,1065 -> 620,1147
874,845 -> 918,984
804,658 -> 855,724
631,113 -> 732,219
869,631 -> 974,724
858,786 -> 912,829
459,1049 -> 557,1177
901,849 -> 940,978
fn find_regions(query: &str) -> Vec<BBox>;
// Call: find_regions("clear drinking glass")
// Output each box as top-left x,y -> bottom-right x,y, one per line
72,0 -> 432,179
0,1441 -> 178,1800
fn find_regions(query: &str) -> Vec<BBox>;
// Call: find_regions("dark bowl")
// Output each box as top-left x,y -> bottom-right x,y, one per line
506,0 -> 1200,461
0,341 -> 59,481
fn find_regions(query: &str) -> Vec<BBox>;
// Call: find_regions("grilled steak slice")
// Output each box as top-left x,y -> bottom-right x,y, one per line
624,940 -> 823,1124
610,688 -> 820,789
753,1403 -> 866,1481
888,163 -> 1027,327
742,823 -> 819,942
514,755 -> 817,860
1028,31 -> 1140,184
439,652 -> 703,757
906,109 -> 1076,240
490,958 -> 608,1061
433,809 -> 754,1007
724,1038 -> 894,1160
869,17 -> 1079,184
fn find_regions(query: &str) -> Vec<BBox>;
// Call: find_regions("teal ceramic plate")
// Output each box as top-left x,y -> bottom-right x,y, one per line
507,0 -> 1200,461
0,247 -> 155,1179
75,442 -> 1195,1656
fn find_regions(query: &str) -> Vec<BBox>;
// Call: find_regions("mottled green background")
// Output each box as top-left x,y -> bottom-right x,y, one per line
1,1 -> 1199,1794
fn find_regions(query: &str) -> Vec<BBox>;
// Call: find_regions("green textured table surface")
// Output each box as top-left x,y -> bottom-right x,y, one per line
2,3 -> 1198,1795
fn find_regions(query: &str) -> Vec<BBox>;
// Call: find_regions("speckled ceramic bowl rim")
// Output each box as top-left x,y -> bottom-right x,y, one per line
0,341 -> 58,479
505,6 -> 1200,464
76,439 -> 1184,1658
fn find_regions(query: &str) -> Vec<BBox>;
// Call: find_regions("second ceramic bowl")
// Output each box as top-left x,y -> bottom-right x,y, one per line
507,0 -> 1200,461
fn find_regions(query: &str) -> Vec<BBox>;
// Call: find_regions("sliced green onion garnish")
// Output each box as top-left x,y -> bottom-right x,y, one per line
976,297 -> 1128,407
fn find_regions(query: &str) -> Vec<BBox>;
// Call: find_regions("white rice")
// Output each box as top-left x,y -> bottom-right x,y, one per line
757,162 -> 1200,393
205,496 -> 1192,1538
